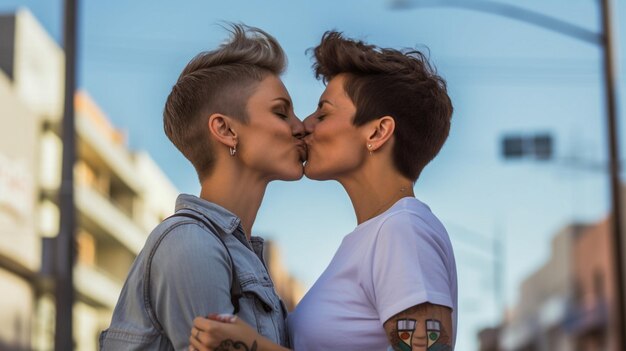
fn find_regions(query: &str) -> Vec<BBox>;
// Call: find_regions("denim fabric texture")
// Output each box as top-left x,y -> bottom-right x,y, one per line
99,194 -> 289,350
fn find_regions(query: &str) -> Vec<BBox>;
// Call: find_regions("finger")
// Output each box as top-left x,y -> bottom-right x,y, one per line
220,313 -> 237,323
193,317 -> 213,331
191,326 -> 200,340
192,325 -> 218,347
189,334 -> 210,351
210,313 -> 237,323
194,316 -> 229,331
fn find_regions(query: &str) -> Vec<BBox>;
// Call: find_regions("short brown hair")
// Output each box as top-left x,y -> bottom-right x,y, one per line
312,31 -> 453,181
163,24 -> 286,180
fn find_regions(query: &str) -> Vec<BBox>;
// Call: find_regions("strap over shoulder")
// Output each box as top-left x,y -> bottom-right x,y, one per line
143,210 -> 243,336
167,210 -> 243,312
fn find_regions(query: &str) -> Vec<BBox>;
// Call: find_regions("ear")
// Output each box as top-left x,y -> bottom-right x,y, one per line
365,116 -> 395,151
207,113 -> 238,148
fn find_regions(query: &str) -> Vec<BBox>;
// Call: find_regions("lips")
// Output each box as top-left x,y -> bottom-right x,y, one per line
297,143 -> 308,163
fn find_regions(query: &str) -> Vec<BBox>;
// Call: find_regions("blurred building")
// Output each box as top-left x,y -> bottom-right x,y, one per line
0,9 -> 179,350
477,326 -> 501,351
264,240 -> 305,311
0,8 -> 64,351
478,219 -> 619,351
565,218 -> 616,350
499,225 -> 579,351
0,9 -> 303,350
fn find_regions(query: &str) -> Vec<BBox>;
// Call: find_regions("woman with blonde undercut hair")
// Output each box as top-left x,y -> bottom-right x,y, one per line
100,24 -> 305,351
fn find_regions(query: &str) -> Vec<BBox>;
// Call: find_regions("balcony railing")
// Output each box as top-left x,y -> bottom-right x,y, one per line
75,263 -> 122,308
75,111 -> 143,195
75,183 -> 145,254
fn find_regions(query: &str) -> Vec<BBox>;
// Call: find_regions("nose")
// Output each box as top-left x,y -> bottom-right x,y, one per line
303,113 -> 317,135
291,115 -> 305,139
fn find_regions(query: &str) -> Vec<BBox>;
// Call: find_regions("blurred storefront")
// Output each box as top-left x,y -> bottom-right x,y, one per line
0,9 -> 302,350
478,219 -> 620,351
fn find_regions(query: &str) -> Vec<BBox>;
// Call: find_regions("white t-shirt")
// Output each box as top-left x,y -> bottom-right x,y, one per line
287,197 -> 457,350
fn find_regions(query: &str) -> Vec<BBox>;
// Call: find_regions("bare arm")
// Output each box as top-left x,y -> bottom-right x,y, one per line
190,315 -> 291,351
383,303 -> 453,351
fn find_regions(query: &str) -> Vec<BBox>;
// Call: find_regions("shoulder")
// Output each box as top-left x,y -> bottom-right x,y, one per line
155,214 -> 223,245
148,215 -> 229,267
377,208 -> 444,240
384,198 -> 442,226
372,201 -> 452,254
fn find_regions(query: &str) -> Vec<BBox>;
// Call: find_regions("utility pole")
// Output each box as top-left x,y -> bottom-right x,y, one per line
600,0 -> 624,347
55,0 -> 78,349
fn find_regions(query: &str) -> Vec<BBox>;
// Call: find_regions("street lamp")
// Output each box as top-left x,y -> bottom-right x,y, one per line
391,0 -> 624,347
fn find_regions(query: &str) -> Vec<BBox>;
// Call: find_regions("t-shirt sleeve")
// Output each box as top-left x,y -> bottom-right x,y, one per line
150,222 -> 233,350
369,212 -> 454,325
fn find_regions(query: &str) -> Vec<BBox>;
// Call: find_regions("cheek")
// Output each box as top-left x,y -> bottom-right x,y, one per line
307,126 -> 364,177
314,125 -> 341,149
243,124 -> 300,173
248,123 -> 291,152
316,125 -> 361,158
250,134 -> 289,162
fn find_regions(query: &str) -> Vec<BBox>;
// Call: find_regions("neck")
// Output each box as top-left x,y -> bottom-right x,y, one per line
339,162 -> 415,225
199,161 -> 268,239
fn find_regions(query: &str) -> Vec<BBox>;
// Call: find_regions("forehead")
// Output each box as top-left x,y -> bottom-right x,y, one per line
321,74 -> 349,101
249,74 -> 290,103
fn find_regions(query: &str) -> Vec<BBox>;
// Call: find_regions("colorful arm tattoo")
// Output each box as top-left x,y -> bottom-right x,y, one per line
385,304 -> 453,351
215,339 -> 258,351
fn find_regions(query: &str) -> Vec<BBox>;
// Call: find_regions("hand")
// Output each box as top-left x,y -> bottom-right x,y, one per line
189,314 -> 260,351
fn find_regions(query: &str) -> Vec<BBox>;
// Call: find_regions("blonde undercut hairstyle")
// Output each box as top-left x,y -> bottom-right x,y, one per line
163,24 -> 286,180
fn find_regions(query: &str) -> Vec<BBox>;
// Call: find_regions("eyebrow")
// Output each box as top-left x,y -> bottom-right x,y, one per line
318,99 -> 334,109
272,97 -> 292,108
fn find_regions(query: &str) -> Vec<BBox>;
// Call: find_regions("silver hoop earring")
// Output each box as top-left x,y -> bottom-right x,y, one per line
229,145 -> 237,156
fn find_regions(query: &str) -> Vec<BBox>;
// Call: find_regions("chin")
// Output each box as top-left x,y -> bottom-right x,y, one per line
278,165 -> 305,181
303,165 -> 331,181
284,172 -> 304,181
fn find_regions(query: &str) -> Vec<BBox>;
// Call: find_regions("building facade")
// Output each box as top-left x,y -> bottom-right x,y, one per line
478,219 -> 620,351
566,218 -> 617,351
1,9 -> 180,350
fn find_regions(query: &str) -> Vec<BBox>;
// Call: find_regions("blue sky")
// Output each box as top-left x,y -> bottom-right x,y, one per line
1,0 -> 625,349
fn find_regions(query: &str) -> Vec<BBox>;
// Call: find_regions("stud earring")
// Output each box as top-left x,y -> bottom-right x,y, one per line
367,144 -> 373,155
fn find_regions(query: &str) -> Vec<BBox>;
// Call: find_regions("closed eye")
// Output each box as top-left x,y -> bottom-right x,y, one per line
275,112 -> 288,120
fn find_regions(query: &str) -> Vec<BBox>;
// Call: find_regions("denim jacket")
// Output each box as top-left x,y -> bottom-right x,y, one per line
100,194 -> 290,350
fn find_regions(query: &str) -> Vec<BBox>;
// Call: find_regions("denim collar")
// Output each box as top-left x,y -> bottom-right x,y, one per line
174,194 -> 242,235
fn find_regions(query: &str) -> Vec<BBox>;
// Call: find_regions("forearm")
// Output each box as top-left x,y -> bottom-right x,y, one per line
191,316 -> 291,351
211,335 -> 290,351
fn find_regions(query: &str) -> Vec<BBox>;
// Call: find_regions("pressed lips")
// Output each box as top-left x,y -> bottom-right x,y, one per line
297,142 -> 308,162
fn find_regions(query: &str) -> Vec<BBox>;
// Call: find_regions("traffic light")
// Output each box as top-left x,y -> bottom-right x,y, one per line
501,133 -> 553,161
